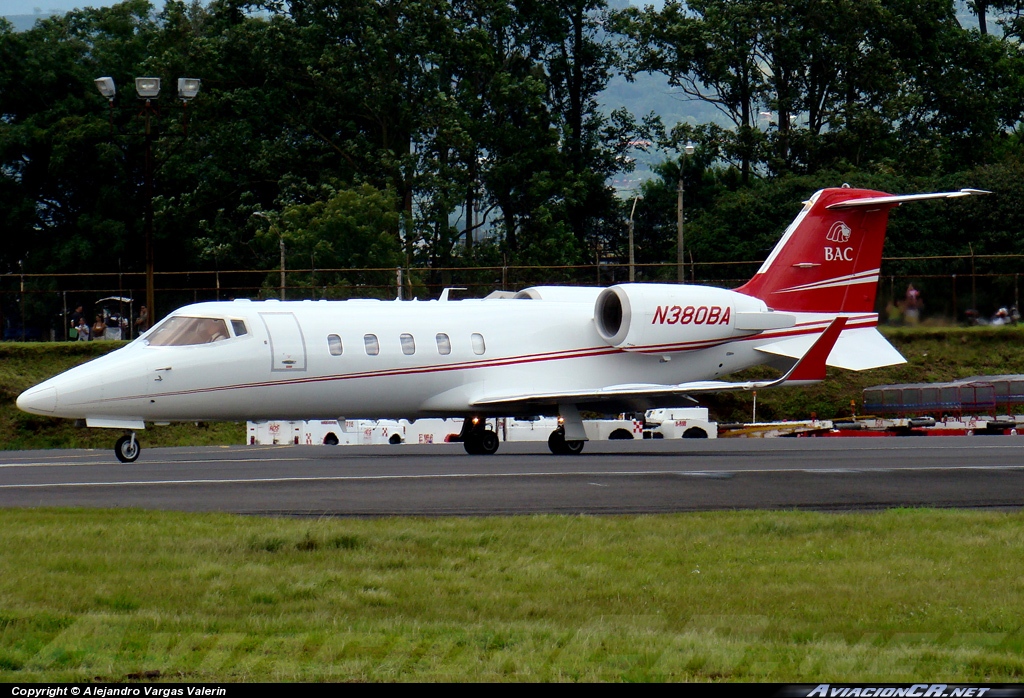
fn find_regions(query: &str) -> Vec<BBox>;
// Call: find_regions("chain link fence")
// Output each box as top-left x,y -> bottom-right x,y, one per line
2,256 -> 1022,341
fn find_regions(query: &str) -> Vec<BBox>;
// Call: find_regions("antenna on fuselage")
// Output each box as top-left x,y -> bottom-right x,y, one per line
439,287 -> 467,302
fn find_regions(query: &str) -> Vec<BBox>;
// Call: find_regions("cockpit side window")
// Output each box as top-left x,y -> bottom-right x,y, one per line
147,316 -> 230,346
231,320 -> 248,337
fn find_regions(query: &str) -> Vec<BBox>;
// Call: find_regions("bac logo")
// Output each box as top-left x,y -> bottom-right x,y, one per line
825,221 -> 851,243
652,305 -> 731,325
824,220 -> 854,262
825,247 -> 853,262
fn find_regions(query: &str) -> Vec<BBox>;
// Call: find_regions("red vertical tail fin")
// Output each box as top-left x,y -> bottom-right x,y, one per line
736,188 -> 894,313
737,188 -> 988,313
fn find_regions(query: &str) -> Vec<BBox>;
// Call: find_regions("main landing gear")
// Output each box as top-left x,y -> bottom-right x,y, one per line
114,433 -> 140,463
460,418 -> 500,455
548,427 -> 585,455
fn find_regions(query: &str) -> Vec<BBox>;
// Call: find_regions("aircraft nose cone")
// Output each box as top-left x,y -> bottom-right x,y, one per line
16,386 -> 57,415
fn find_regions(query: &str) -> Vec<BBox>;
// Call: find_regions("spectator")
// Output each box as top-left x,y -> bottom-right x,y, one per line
75,316 -> 90,341
69,304 -> 84,339
904,284 -> 922,325
135,305 -> 149,335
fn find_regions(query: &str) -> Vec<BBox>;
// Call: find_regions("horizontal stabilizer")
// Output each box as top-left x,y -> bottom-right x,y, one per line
826,189 -> 990,210
472,318 -> 847,407
755,326 -> 905,370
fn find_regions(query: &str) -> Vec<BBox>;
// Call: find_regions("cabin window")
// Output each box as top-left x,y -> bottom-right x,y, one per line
364,334 -> 380,356
400,333 -> 416,355
471,333 -> 486,355
231,320 -> 248,337
147,316 -> 230,346
436,333 -> 451,355
328,334 -> 343,356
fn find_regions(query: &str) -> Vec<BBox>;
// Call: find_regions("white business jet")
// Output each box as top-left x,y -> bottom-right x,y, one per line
18,186 -> 987,462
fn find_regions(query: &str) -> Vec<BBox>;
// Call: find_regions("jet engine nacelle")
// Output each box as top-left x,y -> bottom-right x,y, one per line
594,284 -> 792,352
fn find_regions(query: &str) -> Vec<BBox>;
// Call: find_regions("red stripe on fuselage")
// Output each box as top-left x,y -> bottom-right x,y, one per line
94,315 -> 878,404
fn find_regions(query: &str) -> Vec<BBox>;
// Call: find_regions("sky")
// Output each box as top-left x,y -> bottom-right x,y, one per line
3,0 -> 661,17
1,0 -> 149,13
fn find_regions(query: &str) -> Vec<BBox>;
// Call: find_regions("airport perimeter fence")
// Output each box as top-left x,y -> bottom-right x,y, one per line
2,254 -> 1024,341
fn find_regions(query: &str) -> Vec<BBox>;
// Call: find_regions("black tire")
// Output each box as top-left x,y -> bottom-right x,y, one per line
389,433 -> 403,445
464,431 -> 499,455
548,428 -> 585,455
114,434 -> 140,463
563,439 -> 585,454
323,433 -> 339,446
479,430 -> 499,455
682,427 -> 708,439
608,428 -> 634,440
463,435 -> 482,455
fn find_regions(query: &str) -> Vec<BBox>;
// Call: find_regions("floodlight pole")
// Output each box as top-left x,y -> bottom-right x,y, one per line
94,76 -> 200,326
628,195 -> 642,282
142,98 -> 156,322
676,142 -> 695,284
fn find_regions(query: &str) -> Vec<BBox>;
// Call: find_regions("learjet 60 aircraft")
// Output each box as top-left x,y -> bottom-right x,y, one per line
18,186 -> 987,462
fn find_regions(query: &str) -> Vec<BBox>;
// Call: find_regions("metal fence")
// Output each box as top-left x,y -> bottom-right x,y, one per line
3,255 -> 1023,341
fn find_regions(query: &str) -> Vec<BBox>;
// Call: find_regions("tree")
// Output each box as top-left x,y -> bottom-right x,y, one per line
255,182 -> 403,296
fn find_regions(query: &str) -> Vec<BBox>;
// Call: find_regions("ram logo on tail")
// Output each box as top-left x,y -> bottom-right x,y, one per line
825,221 -> 852,243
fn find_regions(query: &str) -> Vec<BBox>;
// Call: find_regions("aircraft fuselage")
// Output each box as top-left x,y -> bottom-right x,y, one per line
18,289 -> 805,425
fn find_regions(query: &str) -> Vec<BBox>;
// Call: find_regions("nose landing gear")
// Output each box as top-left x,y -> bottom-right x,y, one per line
114,433 -> 140,463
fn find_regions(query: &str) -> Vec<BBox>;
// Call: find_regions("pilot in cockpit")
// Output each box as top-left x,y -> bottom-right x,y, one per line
198,318 -> 228,343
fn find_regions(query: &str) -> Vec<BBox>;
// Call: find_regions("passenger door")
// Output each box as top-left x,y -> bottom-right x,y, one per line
259,312 -> 308,372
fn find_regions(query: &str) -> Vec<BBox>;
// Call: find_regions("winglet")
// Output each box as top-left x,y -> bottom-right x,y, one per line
782,317 -> 847,383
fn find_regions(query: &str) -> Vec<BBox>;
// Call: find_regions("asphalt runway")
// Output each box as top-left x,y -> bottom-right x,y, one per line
1,436 -> 1022,516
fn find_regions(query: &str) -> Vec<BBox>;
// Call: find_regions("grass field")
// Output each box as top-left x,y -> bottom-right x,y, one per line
1,508 -> 1022,682
2,331 -> 1023,682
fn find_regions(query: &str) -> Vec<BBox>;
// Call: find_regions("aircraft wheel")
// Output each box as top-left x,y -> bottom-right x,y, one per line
548,428 -> 585,455
114,434 -> 140,463
464,431 -> 499,455
464,435 -> 482,455
563,439 -> 585,455
479,430 -> 500,455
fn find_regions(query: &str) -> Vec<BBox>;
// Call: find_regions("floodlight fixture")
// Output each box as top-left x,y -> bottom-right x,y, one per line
135,77 -> 161,99
684,142 -> 695,156
94,77 -> 116,101
178,78 -> 201,101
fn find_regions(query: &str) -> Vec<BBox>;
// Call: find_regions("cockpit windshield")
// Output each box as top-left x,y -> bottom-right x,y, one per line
146,316 -> 231,346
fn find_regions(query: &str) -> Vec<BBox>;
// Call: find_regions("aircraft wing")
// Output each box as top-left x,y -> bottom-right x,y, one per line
471,317 -> 846,408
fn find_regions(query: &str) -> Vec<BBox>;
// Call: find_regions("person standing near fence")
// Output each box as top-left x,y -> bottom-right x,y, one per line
69,305 -> 84,339
75,316 -> 90,341
904,284 -> 922,325
135,305 -> 149,335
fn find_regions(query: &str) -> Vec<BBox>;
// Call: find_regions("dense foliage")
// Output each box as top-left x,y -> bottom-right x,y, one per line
2,0 -> 1024,316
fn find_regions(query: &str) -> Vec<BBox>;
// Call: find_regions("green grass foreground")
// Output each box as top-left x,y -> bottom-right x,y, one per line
0,508 -> 1022,682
